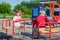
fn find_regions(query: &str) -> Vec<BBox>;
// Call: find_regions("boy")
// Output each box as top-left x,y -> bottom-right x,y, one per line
36,10 -> 49,28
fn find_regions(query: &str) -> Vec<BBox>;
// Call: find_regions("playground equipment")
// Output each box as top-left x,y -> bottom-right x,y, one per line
23,2 -> 60,40
1,1 -> 60,40
2,19 -> 27,40
40,1 -> 60,21
31,1 -> 60,40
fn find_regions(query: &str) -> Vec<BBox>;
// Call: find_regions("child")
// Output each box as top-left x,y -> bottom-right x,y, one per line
36,10 -> 49,28
13,10 -> 22,27
13,10 -> 22,35
32,10 -> 49,38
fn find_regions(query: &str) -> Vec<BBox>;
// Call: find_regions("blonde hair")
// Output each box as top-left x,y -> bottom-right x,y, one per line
39,10 -> 46,15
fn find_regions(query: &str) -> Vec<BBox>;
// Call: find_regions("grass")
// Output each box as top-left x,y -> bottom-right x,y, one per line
0,13 -> 31,18
0,14 -> 13,18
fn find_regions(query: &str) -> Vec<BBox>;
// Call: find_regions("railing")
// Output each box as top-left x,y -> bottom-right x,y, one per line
2,19 -> 30,40
38,22 -> 60,40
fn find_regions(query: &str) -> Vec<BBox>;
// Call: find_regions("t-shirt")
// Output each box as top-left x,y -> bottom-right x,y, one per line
13,16 -> 21,22
13,16 -> 21,26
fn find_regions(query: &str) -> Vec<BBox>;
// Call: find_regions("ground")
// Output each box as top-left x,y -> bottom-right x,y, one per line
0,19 -> 46,40
0,18 -> 60,40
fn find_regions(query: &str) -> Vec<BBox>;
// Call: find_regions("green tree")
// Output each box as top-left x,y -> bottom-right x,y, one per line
14,4 -> 21,12
30,0 -> 40,4
0,2 -> 11,14
13,1 -> 32,18
21,1 -> 29,5
57,0 -> 60,4
14,0 -> 40,18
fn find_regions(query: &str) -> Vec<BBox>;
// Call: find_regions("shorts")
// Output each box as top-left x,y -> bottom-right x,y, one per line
14,22 -> 22,27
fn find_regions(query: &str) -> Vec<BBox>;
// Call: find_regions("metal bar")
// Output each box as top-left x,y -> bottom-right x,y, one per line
12,21 -> 14,40
6,20 -> 8,35
24,20 -> 26,32
50,23 -> 52,40
2,20 -> 4,29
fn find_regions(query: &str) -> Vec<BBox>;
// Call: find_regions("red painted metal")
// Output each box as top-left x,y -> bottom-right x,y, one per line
6,20 -> 8,35
12,21 -> 14,40
24,20 -> 26,32
51,2 -> 60,19
38,22 -> 60,40
50,23 -> 52,40
32,2 -> 60,39
2,20 -> 4,29
2,19 -> 30,40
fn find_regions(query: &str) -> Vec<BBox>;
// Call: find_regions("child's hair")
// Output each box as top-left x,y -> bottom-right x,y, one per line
14,9 -> 22,15
39,10 -> 46,14
15,10 -> 22,13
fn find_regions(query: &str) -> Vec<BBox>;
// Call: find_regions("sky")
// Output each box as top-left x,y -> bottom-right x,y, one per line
0,0 -> 30,9
0,0 -> 56,9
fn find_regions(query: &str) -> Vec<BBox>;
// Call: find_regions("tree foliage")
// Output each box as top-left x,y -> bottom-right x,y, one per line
13,0 -> 40,18
21,1 -> 29,5
0,2 -> 11,14
30,0 -> 40,4
57,0 -> 60,4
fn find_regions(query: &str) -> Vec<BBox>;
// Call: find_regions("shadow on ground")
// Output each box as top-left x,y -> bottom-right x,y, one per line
21,32 -> 49,39
21,32 -> 32,39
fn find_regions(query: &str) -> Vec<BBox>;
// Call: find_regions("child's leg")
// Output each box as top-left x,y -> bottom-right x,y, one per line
18,27 -> 20,35
18,26 -> 23,35
15,26 -> 20,34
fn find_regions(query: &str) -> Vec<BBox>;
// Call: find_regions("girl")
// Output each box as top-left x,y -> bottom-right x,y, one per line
13,10 -> 22,27
13,10 -> 22,35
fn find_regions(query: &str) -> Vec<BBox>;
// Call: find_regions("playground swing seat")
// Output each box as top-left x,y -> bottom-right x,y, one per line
39,23 -> 60,34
